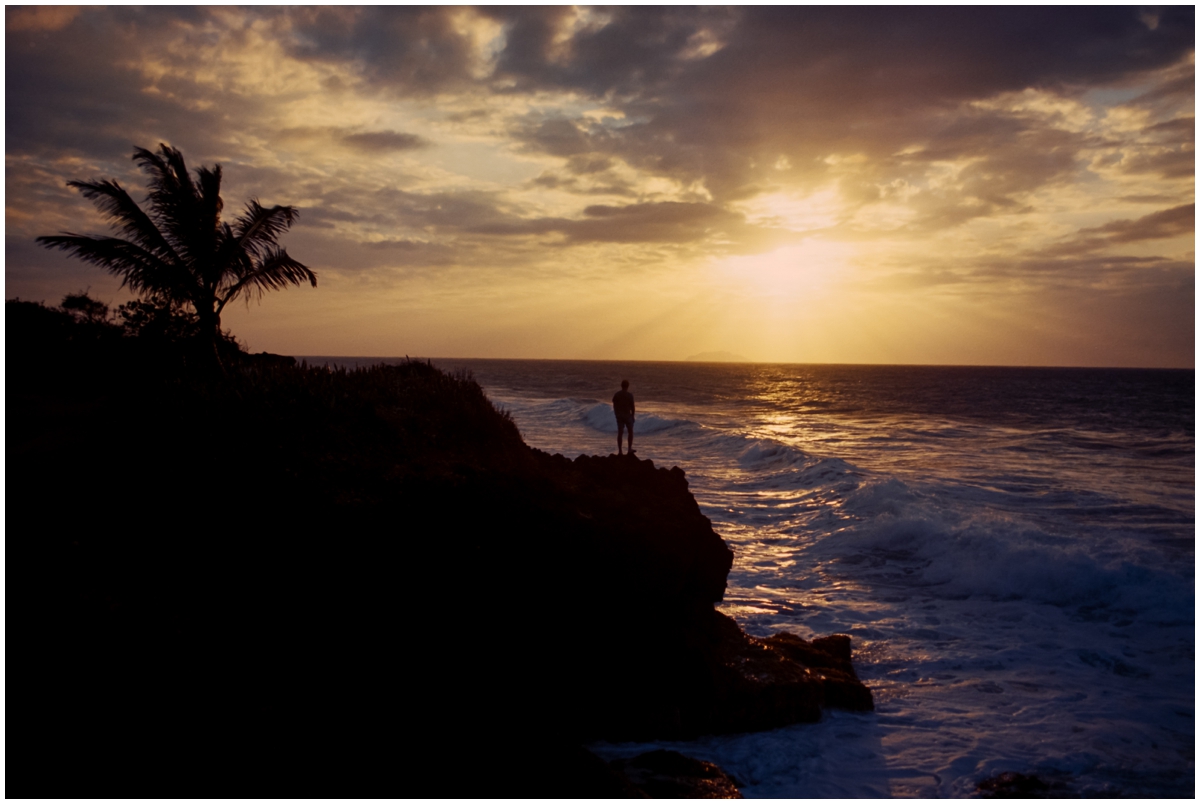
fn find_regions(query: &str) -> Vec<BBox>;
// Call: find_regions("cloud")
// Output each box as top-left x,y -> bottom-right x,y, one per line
1110,142 -> 1195,181
275,126 -> 432,158
6,5 -> 82,32
283,229 -> 459,275
1081,204 -> 1195,244
1035,204 -> 1197,258
251,6 -> 1196,208
567,201 -> 742,244
6,8 -> 280,167
340,130 -> 430,152
446,199 -> 797,252
510,116 -> 619,158
528,170 -> 637,197
490,6 -> 740,97
282,6 -> 496,95
565,155 -> 615,175
512,8 -> 1195,208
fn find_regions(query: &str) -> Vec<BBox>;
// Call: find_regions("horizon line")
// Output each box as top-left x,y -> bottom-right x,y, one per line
293,355 -> 1196,372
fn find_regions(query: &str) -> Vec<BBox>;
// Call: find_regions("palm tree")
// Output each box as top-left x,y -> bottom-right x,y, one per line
37,143 -> 316,368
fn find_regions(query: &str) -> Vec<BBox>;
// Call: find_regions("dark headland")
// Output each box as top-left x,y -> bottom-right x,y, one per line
9,298 -> 872,797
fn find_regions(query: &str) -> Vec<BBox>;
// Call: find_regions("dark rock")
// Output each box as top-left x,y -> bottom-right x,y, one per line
242,350 -> 297,367
613,750 -> 742,798
497,744 -> 650,798
762,632 -> 876,712
690,612 -> 873,736
978,771 -> 1052,798
491,452 -> 871,741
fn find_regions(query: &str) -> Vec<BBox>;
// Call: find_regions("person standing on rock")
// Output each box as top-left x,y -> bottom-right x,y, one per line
613,379 -> 635,456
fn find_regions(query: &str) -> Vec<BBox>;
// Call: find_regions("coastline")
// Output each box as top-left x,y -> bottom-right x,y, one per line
9,301 -> 873,797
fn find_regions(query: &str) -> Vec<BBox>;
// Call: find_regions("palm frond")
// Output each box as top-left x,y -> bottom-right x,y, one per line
193,164 -> 225,287
216,247 -> 316,312
196,165 -> 224,241
36,234 -> 193,300
65,179 -> 182,264
134,144 -> 207,261
134,145 -> 196,211
231,201 -> 300,262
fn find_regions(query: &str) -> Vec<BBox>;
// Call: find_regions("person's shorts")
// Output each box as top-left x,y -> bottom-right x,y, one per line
615,413 -> 634,429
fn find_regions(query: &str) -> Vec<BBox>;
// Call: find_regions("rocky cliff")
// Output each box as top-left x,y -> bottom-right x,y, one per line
9,299 -> 871,797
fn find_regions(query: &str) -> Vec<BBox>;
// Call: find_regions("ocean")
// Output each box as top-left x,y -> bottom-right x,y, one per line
312,357 -> 1195,797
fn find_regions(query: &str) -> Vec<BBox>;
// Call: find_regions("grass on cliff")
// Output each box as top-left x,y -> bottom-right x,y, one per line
8,296 -> 525,515
12,295 -> 548,793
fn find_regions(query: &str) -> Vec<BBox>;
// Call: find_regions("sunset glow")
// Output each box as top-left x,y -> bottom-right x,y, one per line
6,6 -> 1194,366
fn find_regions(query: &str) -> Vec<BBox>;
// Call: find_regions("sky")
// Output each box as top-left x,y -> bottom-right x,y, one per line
5,5 -> 1195,366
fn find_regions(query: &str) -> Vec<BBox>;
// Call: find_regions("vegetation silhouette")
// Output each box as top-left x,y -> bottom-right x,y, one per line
10,297 -> 872,796
36,143 -> 315,369
59,290 -> 109,323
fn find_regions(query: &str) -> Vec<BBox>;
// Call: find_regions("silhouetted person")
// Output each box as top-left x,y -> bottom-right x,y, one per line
613,380 -> 635,455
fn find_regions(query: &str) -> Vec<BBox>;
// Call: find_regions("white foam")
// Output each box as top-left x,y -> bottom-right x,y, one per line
805,478 -> 1193,614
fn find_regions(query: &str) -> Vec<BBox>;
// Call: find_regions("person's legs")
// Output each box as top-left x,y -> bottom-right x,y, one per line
627,421 -> 634,453
616,420 -> 626,454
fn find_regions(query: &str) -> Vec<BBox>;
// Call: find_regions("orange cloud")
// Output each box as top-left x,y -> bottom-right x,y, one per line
6,5 -> 81,33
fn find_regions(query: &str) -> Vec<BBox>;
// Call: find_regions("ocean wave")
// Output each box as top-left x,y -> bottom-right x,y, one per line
580,402 -> 692,435
737,440 -> 808,470
809,479 -> 1193,614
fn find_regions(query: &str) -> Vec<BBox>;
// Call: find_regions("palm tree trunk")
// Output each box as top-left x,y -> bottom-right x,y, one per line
196,305 -> 225,375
